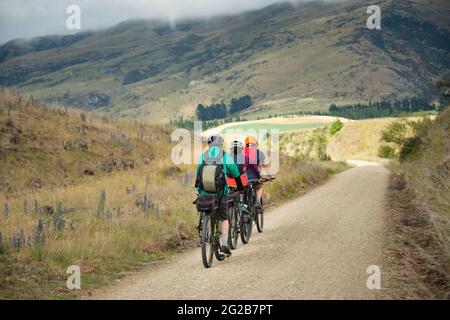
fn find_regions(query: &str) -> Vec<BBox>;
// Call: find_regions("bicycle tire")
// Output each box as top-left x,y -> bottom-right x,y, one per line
201,213 -> 214,268
240,205 -> 252,244
255,207 -> 264,233
229,204 -> 239,249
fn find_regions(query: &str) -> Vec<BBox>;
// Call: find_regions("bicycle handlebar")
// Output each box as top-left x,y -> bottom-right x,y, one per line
259,175 -> 276,183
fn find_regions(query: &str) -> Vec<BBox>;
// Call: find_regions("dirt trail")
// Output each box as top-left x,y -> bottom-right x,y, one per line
92,162 -> 389,300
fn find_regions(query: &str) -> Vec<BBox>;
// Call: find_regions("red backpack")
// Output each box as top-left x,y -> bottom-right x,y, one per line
244,146 -> 261,178
226,173 -> 248,189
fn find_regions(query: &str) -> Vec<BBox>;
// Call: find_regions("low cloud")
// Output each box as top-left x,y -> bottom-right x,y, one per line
0,0 -> 336,43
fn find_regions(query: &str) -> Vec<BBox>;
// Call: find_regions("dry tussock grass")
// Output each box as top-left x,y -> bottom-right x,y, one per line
384,108 -> 450,299
385,173 -> 450,299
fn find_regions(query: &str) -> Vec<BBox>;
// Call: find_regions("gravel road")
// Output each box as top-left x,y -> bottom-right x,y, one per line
92,162 -> 389,300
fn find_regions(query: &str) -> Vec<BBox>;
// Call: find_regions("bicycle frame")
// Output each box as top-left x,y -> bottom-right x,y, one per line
199,210 -> 221,245
246,181 -> 258,218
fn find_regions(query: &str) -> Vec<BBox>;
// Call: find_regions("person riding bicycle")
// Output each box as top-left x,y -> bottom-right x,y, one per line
195,134 -> 244,255
243,136 -> 269,214
226,140 -> 248,190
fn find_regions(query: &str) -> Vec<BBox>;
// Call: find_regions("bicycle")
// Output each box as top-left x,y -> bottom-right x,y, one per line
239,191 -> 253,244
246,176 -> 275,235
227,190 -> 252,248
195,196 -> 228,268
245,180 -> 262,236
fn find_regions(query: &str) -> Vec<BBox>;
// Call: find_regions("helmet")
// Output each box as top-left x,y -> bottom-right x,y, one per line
207,134 -> 224,147
230,140 -> 244,151
245,136 -> 258,146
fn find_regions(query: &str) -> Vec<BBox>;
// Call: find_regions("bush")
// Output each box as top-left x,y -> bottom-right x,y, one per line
314,128 -> 331,161
380,117 -> 433,162
329,119 -> 344,135
378,145 -> 396,158
399,136 -> 424,162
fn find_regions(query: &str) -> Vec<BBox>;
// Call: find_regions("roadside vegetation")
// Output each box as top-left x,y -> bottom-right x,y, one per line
0,90 -> 347,299
383,105 -> 449,299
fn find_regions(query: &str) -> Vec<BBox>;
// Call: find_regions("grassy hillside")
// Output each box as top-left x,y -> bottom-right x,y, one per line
0,89 -> 199,298
280,117 -> 397,161
384,107 -> 449,299
400,108 -> 450,250
0,90 -> 169,194
0,91 -> 347,299
0,0 -> 448,121
326,118 -> 398,161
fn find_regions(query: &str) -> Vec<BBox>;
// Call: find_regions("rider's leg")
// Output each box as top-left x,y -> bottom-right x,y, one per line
219,219 -> 229,245
218,199 -> 230,252
256,186 -> 264,205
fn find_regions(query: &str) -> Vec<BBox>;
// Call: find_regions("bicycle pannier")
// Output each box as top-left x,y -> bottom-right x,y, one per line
196,195 -> 218,212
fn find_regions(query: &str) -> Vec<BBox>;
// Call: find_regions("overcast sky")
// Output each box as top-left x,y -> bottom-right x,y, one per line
0,0 -> 322,44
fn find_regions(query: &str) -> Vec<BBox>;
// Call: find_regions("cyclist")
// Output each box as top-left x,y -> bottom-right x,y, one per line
229,140 -> 246,172
195,134 -> 244,255
227,140 -> 249,187
243,136 -> 269,214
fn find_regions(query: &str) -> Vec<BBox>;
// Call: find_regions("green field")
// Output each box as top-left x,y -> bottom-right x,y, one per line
221,122 -> 326,133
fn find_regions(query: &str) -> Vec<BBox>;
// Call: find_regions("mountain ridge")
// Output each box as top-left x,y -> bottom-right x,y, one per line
0,0 -> 448,122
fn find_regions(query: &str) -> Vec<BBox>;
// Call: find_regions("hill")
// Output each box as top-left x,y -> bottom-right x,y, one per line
0,0 -> 448,122
279,117 -> 396,161
0,89 -> 168,194
0,89 -> 199,298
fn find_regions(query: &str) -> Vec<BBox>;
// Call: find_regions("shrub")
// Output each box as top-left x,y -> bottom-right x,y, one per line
329,119 -> 344,135
378,145 -> 396,158
380,117 -> 433,162
314,129 -> 331,161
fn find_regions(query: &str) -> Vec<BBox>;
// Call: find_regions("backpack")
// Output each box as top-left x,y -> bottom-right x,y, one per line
244,146 -> 261,179
195,149 -> 226,194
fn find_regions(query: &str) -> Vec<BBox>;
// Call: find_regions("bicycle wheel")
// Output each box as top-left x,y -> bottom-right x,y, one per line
201,213 -> 214,268
255,206 -> 264,233
255,199 -> 264,233
228,204 -> 239,250
240,205 -> 252,244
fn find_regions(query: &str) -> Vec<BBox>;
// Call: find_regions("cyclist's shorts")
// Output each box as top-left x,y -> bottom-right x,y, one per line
218,197 -> 229,221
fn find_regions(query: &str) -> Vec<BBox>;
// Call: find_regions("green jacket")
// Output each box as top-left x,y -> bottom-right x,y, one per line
196,146 -> 241,196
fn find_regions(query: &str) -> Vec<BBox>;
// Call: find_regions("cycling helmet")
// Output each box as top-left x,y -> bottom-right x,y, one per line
230,140 -> 244,151
245,136 -> 258,146
207,134 -> 224,147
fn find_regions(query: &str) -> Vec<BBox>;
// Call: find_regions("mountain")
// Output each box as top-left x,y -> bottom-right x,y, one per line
0,0 -> 449,122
